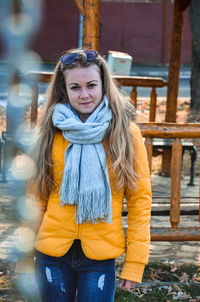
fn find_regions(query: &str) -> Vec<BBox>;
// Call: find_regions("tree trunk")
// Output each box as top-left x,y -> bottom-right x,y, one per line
189,0 -> 200,111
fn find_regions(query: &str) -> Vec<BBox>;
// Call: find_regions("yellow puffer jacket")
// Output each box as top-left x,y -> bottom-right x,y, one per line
17,122 -> 151,283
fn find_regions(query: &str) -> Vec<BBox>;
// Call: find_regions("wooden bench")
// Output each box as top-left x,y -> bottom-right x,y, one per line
139,122 -> 200,241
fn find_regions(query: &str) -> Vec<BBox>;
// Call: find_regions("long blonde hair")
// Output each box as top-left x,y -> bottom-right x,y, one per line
32,49 -> 138,199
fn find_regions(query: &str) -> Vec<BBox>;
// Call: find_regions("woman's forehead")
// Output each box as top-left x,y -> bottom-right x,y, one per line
64,65 -> 101,82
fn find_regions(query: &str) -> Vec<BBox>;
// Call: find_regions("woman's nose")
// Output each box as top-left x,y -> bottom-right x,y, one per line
80,88 -> 89,98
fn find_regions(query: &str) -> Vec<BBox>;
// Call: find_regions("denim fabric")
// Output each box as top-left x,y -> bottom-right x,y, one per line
35,240 -> 116,302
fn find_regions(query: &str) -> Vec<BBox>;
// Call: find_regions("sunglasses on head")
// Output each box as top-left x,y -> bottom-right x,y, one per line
60,50 -> 98,65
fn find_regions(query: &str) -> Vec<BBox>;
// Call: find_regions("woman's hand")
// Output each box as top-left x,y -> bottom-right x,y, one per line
119,278 -> 139,291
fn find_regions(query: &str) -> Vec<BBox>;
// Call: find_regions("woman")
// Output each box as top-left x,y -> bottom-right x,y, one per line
17,49 -> 151,302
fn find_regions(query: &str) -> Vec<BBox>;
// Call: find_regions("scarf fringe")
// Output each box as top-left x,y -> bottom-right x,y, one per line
59,173 -> 112,225
75,188 -> 112,224
59,170 -> 79,205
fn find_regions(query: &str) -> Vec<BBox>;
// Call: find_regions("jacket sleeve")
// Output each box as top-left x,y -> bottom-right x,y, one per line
120,123 -> 152,283
15,183 -> 47,274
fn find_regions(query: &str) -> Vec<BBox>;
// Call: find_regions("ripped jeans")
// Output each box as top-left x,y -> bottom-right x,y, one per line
35,240 -> 116,302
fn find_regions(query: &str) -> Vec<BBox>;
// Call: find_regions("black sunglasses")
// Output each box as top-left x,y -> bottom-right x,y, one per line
60,50 -> 98,65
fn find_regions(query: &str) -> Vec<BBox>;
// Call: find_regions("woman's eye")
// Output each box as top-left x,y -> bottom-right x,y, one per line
71,86 -> 79,90
88,84 -> 96,88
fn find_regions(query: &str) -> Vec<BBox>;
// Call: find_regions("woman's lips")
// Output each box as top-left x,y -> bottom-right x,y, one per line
80,101 -> 92,106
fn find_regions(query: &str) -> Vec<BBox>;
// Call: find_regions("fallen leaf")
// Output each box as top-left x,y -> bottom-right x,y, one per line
180,272 -> 189,283
171,263 -> 178,272
150,273 -> 155,280
172,283 -> 182,292
193,276 -> 200,283
180,292 -> 191,299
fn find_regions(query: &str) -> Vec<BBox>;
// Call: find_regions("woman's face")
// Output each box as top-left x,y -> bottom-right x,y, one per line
64,65 -> 103,122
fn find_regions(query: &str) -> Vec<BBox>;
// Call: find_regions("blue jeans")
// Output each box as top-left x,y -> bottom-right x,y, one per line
35,240 -> 116,302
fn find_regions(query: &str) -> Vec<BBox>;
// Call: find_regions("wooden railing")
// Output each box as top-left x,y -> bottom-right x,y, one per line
139,122 -> 200,241
114,75 -> 167,122
24,71 -> 168,125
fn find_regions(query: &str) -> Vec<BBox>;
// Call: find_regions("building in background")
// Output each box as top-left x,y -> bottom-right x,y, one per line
0,0 -> 192,64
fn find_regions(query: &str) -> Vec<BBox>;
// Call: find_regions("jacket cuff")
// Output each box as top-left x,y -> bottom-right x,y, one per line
120,261 -> 145,283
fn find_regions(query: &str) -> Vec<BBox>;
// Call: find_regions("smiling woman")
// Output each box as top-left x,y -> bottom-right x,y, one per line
17,49 -> 152,302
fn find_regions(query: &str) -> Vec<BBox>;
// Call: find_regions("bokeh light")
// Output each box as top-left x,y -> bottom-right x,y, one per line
10,154 -> 35,181
16,194 -> 40,222
15,226 -> 36,253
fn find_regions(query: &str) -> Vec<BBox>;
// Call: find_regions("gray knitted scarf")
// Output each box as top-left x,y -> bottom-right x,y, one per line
52,95 -> 113,224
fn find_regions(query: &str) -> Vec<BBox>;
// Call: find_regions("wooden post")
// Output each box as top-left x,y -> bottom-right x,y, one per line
149,87 -> 157,122
144,138 -> 153,173
30,84 -> 38,125
73,0 -> 100,50
130,87 -> 137,109
82,0 -> 101,51
170,138 -> 182,229
165,0 -> 184,123
162,0 -> 184,175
